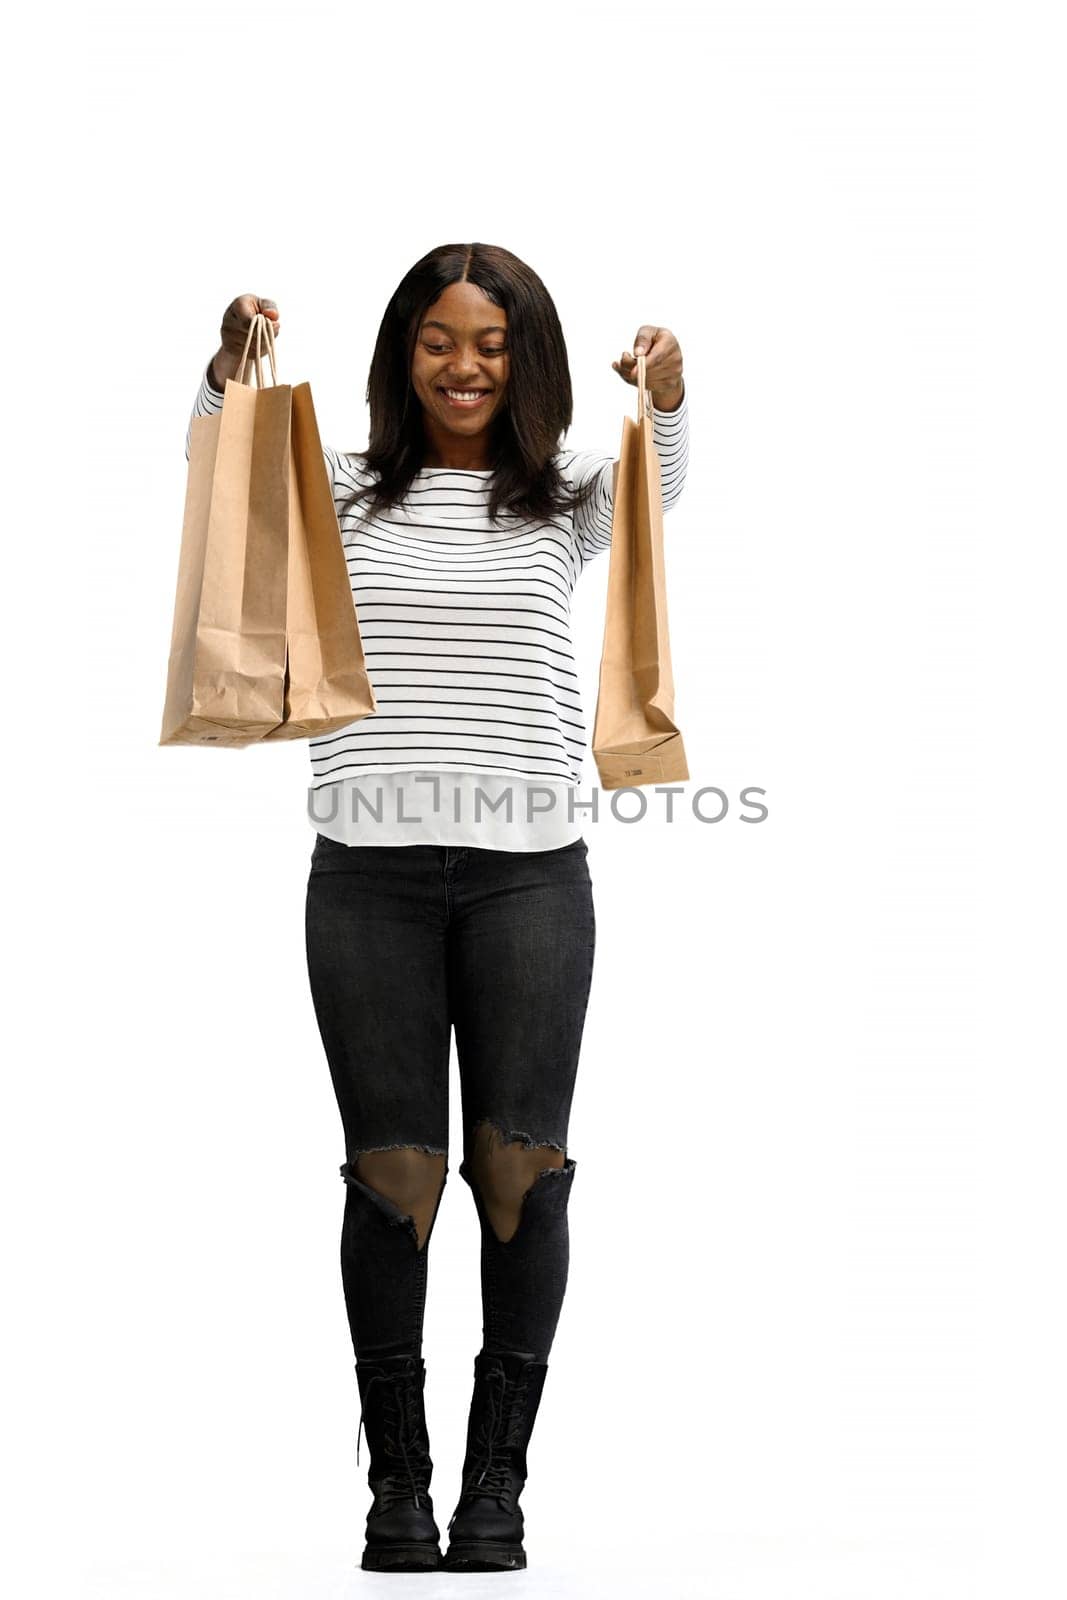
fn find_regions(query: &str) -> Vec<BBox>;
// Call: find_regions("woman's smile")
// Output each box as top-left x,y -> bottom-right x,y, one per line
437,386 -> 493,410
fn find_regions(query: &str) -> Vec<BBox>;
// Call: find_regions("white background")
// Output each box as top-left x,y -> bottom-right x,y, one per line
4,2 -> 1062,1597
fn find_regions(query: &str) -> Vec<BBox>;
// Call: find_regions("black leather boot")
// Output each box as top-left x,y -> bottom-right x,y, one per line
442,1349 -> 550,1572
354,1352 -> 442,1571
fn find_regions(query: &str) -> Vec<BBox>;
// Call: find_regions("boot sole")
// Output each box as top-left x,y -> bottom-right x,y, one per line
362,1543 -> 442,1571
443,1540 -> 526,1571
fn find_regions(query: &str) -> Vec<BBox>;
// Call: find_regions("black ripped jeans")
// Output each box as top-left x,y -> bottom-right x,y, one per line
304,835 -> 596,1363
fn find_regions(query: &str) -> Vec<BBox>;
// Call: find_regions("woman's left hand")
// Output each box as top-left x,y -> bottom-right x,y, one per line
612,326 -> 684,406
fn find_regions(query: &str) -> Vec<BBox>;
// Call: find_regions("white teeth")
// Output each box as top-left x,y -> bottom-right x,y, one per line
444,389 -> 486,399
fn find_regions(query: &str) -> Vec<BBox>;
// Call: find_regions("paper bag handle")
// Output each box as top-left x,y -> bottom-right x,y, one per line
234,312 -> 279,388
635,351 -> 653,422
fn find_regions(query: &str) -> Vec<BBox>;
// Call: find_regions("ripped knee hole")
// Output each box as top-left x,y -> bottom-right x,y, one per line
465,1119 -> 568,1244
348,1146 -> 447,1250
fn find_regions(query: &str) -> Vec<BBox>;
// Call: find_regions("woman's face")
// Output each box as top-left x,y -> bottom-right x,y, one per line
410,281 -> 510,465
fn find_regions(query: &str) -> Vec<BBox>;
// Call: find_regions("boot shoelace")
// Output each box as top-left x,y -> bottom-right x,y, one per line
447,1365 -> 530,1530
357,1367 -> 432,1511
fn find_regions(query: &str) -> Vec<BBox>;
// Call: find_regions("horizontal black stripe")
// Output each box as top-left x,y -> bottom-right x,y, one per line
348,632 -> 582,668
358,654 -> 580,687
312,706 -> 585,734
311,737 -> 575,767
308,755 -> 575,791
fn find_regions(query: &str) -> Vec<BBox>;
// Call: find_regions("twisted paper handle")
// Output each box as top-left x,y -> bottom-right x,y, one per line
234,312 -> 279,388
635,350 -> 652,421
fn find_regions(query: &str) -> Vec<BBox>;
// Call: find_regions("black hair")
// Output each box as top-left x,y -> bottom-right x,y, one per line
336,241 -> 602,530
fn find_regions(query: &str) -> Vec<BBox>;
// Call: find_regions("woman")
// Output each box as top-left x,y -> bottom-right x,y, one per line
186,244 -> 689,1573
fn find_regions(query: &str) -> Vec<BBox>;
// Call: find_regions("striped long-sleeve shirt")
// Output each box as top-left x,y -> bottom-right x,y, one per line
186,362 -> 689,849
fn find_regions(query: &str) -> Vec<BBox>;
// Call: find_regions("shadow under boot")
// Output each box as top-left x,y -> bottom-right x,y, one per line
354,1353 -> 441,1571
443,1349 -> 550,1572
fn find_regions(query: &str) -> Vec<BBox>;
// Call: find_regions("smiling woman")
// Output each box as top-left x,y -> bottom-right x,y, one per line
186,249 -> 690,853
184,246 -> 689,1575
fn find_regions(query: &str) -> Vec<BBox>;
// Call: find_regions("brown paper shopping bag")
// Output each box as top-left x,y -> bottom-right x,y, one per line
159,314 -> 290,746
261,321 -> 377,739
160,315 -> 376,746
591,352 -> 689,790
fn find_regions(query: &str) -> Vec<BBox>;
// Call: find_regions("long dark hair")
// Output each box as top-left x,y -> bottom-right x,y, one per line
336,242 -> 603,530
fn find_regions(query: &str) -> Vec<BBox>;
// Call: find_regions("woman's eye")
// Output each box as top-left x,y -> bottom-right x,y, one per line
425,344 -> 506,356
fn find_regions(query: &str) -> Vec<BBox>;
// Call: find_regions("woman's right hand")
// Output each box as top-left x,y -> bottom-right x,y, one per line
219,294 -> 281,360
